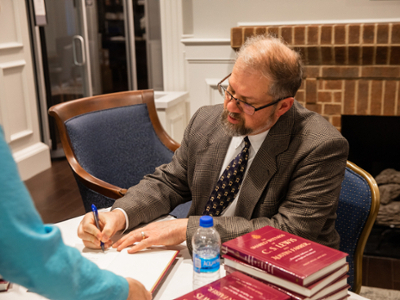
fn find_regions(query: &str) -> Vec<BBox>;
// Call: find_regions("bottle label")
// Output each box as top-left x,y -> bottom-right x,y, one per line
193,253 -> 220,273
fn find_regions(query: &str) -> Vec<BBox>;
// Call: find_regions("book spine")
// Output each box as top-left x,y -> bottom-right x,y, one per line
222,245 -> 304,285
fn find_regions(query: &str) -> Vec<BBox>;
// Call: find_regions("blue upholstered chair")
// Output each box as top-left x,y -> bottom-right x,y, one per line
335,161 -> 380,294
49,90 -> 190,218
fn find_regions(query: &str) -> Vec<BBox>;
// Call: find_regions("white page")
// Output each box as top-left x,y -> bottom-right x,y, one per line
75,244 -> 119,270
75,244 -> 178,292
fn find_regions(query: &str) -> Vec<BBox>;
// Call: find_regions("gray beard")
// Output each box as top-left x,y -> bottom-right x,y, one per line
220,109 -> 253,136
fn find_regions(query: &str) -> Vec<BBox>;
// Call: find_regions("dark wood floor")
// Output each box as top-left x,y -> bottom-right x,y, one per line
24,158 -> 400,291
24,158 -> 85,224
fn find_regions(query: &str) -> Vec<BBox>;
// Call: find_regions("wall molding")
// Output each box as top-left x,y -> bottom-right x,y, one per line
10,129 -> 33,143
181,38 -> 231,46
13,142 -> 51,181
160,0 -> 186,91
0,60 -> 33,144
0,43 -> 23,50
186,58 -> 235,64
0,0 -> 24,48
205,78 -> 224,106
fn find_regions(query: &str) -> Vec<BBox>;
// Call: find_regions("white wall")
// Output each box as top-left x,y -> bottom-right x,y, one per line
190,0 -> 400,38
161,0 -> 400,120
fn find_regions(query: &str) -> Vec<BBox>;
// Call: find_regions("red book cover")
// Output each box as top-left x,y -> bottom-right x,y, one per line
224,256 -> 348,297
0,279 -> 10,292
174,271 -> 291,300
221,226 -> 348,286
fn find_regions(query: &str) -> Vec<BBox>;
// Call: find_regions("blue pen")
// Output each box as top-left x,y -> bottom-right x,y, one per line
91,204 -> 105,252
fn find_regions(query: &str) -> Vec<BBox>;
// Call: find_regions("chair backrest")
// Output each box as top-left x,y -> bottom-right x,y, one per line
49,90 -> 180,212
336,161 -> 380,294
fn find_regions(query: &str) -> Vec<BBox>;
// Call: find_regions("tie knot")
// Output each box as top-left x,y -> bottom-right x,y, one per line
244,136 -> 250,149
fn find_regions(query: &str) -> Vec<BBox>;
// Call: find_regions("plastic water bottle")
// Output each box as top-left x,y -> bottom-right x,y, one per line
192,215 -> 221,290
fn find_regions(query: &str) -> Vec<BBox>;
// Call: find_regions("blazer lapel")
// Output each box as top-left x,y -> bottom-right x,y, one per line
193,125 -> 231,214
235,105 -> 296,219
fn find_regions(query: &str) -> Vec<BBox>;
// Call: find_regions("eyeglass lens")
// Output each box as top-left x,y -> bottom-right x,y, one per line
221,86 -> 255,115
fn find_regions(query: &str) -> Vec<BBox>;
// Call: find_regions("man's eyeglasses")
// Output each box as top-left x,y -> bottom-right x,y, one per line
217,73 -> 291,116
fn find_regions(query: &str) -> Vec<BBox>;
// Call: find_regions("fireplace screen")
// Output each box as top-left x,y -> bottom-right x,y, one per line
341,115 -> 400,258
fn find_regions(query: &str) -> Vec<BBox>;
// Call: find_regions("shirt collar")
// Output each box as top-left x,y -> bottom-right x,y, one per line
231,130 -> 270,153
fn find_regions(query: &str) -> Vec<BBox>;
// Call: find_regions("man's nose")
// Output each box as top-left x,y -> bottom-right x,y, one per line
226,97 -> 241,113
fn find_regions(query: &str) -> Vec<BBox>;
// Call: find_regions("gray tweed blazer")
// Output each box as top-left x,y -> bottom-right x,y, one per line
112,101 -> 349,253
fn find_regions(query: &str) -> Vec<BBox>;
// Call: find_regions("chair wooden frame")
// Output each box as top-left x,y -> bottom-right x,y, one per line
48,89 -> 180,200
345,161 -> 380,294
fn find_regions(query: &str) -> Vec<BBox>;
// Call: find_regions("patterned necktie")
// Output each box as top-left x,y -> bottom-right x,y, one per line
203,137 -> 251,216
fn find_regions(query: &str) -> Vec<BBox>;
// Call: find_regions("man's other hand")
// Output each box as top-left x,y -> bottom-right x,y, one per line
112,219 -> 188,254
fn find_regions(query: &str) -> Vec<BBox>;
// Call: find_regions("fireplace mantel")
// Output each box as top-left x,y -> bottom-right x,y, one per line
231,23 -> 400,130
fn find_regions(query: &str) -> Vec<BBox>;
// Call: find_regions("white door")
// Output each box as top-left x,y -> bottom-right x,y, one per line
0,0 -> 51,180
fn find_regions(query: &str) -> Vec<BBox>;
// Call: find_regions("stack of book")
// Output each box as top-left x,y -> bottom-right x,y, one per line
222,226 -> 350,300
175,270 -> 292,300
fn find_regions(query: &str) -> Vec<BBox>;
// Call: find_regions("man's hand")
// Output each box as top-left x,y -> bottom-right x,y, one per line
77,209 -> 126,249
113,219 -> 188,254
126,278 -> 152,300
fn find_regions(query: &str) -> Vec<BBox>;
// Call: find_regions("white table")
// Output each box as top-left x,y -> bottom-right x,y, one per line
2,213 -> 370,300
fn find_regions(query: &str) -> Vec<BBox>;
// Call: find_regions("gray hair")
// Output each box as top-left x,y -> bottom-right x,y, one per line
236,34 -> 303,99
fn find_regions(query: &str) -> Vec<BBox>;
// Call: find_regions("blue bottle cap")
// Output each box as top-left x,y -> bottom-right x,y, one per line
199,215 -> 213,228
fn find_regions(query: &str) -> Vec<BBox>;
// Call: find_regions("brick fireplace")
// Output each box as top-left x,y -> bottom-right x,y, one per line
231,22 -> 400,131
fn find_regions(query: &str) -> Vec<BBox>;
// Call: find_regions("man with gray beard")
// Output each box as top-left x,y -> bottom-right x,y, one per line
78,35 -> 349,254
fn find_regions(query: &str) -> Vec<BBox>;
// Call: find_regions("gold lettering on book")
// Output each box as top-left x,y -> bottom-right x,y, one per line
207,286 -> 237,300
275,237 -> 297,248
289,245 -> 313,262
290,242 -> 310,252
236,280 -> 263,296
271,240 -> 314,260
195,292 -> 211,300
251,234 -> 261,239
261,248 -> 272,255
250,234 -> 285,249
271,249 -> 293,260
303,252 -> 324,266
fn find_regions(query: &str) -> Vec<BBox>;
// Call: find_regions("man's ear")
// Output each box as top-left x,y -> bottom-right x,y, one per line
275,97 -> 294,117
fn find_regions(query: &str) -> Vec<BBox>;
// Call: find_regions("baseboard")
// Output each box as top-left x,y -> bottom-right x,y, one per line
13,142 -> 51,181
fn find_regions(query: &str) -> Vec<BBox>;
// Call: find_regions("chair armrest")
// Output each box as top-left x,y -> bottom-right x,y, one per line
68,156 -> 127,199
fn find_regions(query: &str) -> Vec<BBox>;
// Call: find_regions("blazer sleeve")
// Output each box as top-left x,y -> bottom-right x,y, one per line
0,129 -> 129,300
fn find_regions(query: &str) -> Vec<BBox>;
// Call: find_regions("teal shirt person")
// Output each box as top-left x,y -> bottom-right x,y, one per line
0,127 -> 128,300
